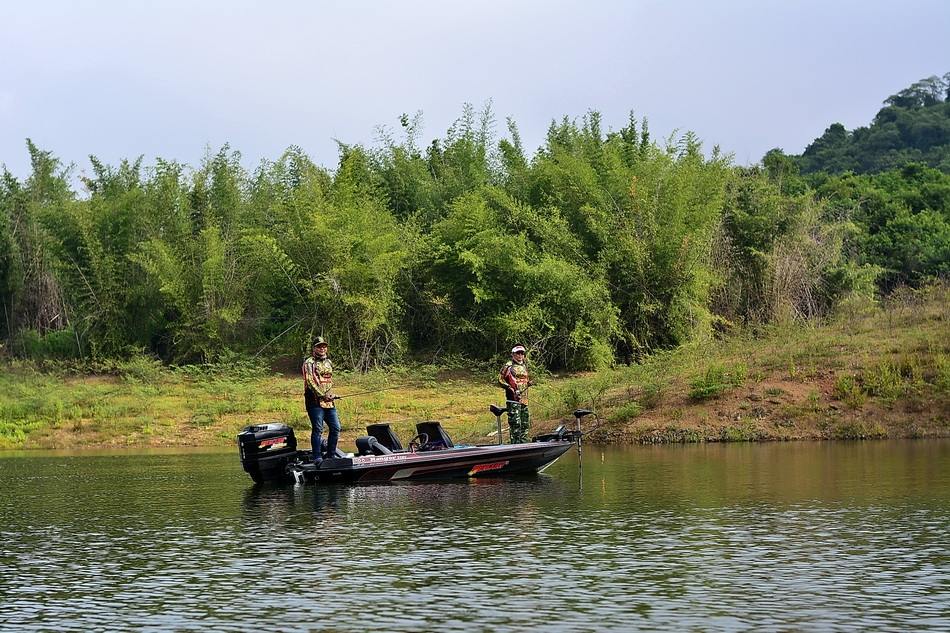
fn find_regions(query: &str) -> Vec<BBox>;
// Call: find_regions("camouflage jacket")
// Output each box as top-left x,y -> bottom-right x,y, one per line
303,355 -> 334,408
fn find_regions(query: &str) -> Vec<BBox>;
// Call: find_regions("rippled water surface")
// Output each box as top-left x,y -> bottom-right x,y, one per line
1,440 -> 948,631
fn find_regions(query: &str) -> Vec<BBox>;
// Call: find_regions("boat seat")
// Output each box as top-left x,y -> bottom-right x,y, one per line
415,421 -> 454,450
355,436 -> 393,456
489,404 -> 506,417
367,423 -> 404,452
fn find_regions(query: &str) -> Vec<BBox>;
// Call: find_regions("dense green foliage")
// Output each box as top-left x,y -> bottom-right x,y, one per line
3,78 -> 946,370
760,74 -> 950,292
796,73 -> 950,175
812,164 -> 950,289
714,159 -> 871,323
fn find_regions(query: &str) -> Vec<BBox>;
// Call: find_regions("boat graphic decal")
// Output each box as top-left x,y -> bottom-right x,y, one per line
468,461 -> 508,475
352,454 -> 410,466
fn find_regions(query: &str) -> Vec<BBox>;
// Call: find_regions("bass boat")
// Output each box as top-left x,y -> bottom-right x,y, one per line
237,408 -> 593,484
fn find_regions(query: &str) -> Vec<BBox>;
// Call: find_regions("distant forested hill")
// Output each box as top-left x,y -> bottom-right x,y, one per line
796,73 -> 950,174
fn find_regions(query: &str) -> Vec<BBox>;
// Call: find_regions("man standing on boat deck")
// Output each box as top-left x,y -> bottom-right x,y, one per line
499,344 -> 532,443
303,337 -> 340,464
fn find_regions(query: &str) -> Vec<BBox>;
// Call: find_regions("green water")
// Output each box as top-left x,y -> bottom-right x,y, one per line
1,440 -> 947,631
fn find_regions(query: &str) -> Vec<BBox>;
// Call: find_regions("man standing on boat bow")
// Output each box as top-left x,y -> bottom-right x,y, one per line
303,336 -> 340,464
499,344 -> 533,443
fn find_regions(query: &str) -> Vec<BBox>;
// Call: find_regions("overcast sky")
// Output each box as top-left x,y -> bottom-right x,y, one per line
2,0 -> 948,180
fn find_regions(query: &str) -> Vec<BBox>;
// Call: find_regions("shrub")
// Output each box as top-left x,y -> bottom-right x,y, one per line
689,362 -> 746,400
639,381 -> 664,409
833,374 -> 866,409
13,328 -> 80,360
612,401 -> 642,422
861,357 -> 923,403
117,355 -> 165,384
935,353 -> 950,394
830,419 -> 887,440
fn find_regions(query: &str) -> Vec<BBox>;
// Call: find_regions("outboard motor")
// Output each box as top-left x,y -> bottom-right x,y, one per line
237,423 -> 297,483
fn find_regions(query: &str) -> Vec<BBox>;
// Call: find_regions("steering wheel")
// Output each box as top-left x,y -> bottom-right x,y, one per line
407,432 -> 429,453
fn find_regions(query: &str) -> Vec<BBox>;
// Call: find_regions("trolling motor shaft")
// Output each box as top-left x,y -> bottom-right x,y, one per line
573,409 -> 594,456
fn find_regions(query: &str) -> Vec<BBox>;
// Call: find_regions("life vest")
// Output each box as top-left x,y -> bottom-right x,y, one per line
499,360 -> 530,403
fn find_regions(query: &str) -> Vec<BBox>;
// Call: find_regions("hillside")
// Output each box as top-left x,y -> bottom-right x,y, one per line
794,73 -> 950,174
589,284 -> 948,443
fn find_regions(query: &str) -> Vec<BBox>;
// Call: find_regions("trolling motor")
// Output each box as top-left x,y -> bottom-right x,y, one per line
573,409 -> 594,439
572,409 -> 593,456
532,408 -> 593,447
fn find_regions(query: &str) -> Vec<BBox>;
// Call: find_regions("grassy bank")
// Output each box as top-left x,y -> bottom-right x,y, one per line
590,284 -> 949,443
1,286 -> 947,450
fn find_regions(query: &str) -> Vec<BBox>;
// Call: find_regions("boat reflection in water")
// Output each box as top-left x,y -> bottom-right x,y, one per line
240,473 -> 572,527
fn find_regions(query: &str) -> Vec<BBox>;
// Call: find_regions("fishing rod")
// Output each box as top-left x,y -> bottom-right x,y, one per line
329,383 -> 415,400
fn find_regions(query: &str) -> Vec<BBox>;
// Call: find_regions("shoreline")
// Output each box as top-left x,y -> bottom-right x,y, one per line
1,436 -> 948,458
2,288 -> 947,450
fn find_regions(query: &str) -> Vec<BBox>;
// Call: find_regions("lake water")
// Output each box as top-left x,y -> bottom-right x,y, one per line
1,440 -> 948,631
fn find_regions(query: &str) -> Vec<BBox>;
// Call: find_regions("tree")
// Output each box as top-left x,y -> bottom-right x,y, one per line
797,73 -> 950,175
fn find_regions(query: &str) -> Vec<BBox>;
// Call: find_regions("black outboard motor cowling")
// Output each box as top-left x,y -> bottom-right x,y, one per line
238,423 -> 297,483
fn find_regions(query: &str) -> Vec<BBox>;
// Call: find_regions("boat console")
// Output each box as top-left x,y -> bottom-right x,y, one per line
354,421 -> 457,455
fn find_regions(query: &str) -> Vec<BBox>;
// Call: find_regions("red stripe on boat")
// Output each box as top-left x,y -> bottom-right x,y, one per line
468,461 -> 509,475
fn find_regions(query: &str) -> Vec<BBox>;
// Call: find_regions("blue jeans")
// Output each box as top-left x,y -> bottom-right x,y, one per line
306,405 -> 340,462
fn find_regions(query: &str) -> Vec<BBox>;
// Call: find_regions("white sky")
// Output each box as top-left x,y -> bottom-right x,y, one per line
2,0 -> 949,179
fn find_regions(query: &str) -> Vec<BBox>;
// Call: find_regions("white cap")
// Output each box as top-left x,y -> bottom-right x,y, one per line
511,345 -> 526,353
